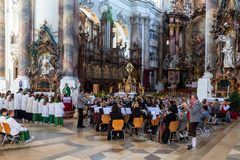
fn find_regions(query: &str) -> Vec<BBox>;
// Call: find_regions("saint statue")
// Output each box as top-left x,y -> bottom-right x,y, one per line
39,54 -> 55,75
217,34 -> 235,68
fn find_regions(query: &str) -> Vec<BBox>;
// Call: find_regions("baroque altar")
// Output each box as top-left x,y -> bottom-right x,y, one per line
115,63 -> 144,97
28,22 -> 62,92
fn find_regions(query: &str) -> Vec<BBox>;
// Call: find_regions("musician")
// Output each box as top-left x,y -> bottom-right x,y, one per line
76,90 -> 89,128
107,103 -> 124,140
129,101 -> 142,135
161,106 -> 178,144
186,95 -> 202,150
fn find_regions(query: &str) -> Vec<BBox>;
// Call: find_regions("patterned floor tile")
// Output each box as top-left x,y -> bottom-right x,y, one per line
90,152 -> 106,160
129,149 -> 149,153
144,154 -> 161,160
103,148 -> 125,153
122,142 -> 134,149
153,149 -> 174,154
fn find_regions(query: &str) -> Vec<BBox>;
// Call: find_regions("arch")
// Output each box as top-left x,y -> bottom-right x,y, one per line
79,7 -> 100,25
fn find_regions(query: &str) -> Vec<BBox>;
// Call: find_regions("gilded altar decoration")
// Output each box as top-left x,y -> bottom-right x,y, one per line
28,22 -> 62,92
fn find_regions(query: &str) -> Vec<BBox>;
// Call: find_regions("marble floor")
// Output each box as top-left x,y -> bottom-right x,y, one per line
0,118 -> 239,160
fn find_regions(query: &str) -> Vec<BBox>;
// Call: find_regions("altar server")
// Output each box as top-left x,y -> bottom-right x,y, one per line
14,88 -> 23,119
0,93 -> 5,109
48,97 -> 55,124
21,92 -> 29,122
3,91 -> 11,109
5,110 -> 32,142
32,95 -> 39,123
26,93 -> 34,122
42,96 -> 49,125
8,94 -> 14,110
37,94 -> 44,123
54,96 -> 65,126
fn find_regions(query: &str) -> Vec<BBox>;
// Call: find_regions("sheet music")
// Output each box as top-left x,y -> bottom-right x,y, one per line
94,106 -> 102,113
103,108 -> 111,114
125,108 -> 132,114
121,108 -> 127,115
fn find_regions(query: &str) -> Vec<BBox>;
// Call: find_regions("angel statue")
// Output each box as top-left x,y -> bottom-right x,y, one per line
217,34 -> 235,68
38,54 -> 55,76
168,55 -> 180,69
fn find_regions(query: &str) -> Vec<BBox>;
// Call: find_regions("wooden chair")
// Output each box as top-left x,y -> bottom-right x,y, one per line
1,122 -> 20,145
149,116 -> 161,140
111,120 -> 125,141
131,117 -> 144,136
99,114 -> 110,133
169,121 -> 179,143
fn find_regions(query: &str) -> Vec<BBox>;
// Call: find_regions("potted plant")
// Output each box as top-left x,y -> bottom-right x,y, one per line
229,92 -> 240,117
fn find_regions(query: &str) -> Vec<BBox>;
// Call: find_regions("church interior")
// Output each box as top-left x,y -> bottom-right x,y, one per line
0,0 -> 240,160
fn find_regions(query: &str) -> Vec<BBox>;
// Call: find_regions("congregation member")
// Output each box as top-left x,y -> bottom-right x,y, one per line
220,99 -> 231,122
0,108 -> 7,122
186,95 -> 202,150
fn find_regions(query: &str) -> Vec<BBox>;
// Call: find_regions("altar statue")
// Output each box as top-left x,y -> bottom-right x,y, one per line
217,34 -> 235,68
39,54 -> 54,75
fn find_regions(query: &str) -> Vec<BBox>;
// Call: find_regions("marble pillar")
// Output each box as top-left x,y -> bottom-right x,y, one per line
0,0 -> 5,78
175,24 -> 180,55
60,0 -> 79,91
205,0 -> 218,70
169,23 -> 175,55
0,0 -> 7,92
197,0 -> 218,99
143,16 -> 150,70
13,0 -> 32,91
158,28 -> 163,82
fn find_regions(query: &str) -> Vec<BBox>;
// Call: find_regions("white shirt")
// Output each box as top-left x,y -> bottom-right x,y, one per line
14,93 -> 22,110
8,100 -> 14,110
32,100 -> 38,114
54,102 -> 65,117
38,99 -> 44,114
0,97 -> 5,109
223,105 -> 230,111
5,117 -> 24,135
4,95 -> 11,109
0,115 -> 6,122
26,96 -> 34,113
42,104 -> 49,117
48,103 -> 55,115
21,94 -> 29,111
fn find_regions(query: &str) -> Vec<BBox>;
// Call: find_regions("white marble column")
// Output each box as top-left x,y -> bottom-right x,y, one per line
197,0 -> 218,100
13,0 -> 32,91
0,0 -> 7,92
60,0 -> 79,91
143,16 -> 150,70
205,0 -> 218,71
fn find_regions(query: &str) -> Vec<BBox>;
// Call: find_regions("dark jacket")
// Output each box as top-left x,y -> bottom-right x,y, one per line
132,107 -> 142,118
110,110 -> 124,120
164,112 -> 178,128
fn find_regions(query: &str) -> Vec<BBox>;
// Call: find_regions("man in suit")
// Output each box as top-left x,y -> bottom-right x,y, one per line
76,90 -> 89,128
186,94 -> 202,149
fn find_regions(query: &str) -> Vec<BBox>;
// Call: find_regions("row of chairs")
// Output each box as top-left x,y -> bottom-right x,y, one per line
0,122 -> 20,145
98,114 -> 183,143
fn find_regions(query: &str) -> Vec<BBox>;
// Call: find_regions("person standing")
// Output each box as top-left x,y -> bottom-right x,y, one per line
76,90 -> 89,128
14,88 -> 23,119
62,83 -> 71,97
187,95 -> 202,150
